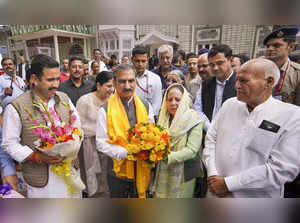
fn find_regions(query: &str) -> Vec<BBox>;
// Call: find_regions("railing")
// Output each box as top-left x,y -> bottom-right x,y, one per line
10,25 -> 95,36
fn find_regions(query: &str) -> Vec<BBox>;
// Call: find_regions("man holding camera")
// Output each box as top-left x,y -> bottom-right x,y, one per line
0,57 -> 26,108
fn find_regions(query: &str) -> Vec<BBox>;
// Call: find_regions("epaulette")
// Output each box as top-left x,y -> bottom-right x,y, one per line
290,61 -> 300,70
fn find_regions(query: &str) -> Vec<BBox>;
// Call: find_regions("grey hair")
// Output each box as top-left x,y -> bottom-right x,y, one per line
112,63 -> 137,79
158,44 -> 173,58
241,58 -> 280,88
168,69 -> 185,82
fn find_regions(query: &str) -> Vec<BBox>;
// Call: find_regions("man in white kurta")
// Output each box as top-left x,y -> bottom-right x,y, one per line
203,58 -> 300,198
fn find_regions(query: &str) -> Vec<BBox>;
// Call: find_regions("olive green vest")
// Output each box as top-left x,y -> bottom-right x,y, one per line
10,90 -> 71,188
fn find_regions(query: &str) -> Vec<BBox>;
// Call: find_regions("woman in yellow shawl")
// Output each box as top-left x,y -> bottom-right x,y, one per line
154,83 -> 204,198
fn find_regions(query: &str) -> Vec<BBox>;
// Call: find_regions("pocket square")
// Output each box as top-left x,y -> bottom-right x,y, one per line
258,120 -> 280,133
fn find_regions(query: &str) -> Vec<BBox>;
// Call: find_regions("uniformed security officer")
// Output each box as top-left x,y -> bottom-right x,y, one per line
264,26 -> 300,198
264,26 -> 300,105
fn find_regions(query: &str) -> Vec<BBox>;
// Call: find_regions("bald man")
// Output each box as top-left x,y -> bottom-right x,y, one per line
198,53 -> 212,80
203,58 -> 300,198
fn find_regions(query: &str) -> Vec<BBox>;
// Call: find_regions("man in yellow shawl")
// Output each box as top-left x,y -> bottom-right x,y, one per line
96,64 -> 155,198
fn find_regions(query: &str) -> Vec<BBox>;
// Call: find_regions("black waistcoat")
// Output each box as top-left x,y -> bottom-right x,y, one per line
201,73 -> 236,121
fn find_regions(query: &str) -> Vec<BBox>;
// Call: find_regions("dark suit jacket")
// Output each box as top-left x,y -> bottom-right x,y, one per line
17,63 -> 30,79
201,72 -> 236,121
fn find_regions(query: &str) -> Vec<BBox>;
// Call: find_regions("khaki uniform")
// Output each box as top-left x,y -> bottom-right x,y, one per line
280,59 -> 300,106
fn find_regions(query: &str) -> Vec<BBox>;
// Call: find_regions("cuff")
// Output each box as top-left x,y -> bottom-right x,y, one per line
206,160 -> 219,177
224,175 -> 242,192
167,152 -> 175,166
17,146 -> 34,163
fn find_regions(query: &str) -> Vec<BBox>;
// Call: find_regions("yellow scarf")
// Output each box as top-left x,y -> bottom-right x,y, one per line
107,92 -> 150,198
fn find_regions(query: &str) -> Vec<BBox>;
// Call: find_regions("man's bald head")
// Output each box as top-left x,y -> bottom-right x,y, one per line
240,58 -> 280,88
235,58 -> 280,109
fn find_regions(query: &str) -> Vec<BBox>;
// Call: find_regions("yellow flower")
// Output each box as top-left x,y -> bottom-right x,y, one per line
73,128 -> 82,137
149,152 -> 157,162
127,155 -> 136,161
127,144 -> 140,154
140,126 -> 147,132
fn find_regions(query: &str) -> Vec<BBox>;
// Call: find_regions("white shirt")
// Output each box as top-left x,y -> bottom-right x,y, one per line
88,60 -> 108,72
193,71 -> 234,131
135,69 -> 162,116
96,98 -> 154,161
212,71 -> 234,119
0,73 -> 26,108
203,96 -> 300,198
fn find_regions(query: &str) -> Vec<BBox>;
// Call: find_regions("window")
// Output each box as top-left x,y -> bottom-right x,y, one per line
106,41 -> 109,50
123,39 -> 132,49
117,40 -> 119,50
110,40 -> 115,50
123,51 -> 131,58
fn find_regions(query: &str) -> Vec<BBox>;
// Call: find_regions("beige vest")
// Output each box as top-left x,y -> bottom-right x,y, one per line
10,90 -> 71,188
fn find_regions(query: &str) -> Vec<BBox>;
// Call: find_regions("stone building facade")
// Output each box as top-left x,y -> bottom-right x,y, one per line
136,25 -> 282,58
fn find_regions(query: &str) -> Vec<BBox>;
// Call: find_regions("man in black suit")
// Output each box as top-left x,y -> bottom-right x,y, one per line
193,44 -> 236,124
193,44 -> 236,198
17,56 -> 30,81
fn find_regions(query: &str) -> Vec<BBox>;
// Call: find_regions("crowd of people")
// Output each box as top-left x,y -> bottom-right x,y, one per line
0,26 -> 299,198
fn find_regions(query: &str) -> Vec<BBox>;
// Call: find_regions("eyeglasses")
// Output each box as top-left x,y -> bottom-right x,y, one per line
166,79 -> 178,84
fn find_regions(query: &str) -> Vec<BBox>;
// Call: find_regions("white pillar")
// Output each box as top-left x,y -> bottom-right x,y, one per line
119,36 -> 123,60
83,38 -> 87,58
23,40 -> 29,61
70,37 -> 73,43
191,25 -> 195,53
53,35 -> 60,62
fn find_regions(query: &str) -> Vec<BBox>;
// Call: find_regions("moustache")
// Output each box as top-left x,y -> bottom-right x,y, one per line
122,88 -> 133,92
199,70 -> 208,75
48,87 -> 58,91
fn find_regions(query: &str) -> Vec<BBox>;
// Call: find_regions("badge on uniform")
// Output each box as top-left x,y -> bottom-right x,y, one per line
259,120 -> 280,133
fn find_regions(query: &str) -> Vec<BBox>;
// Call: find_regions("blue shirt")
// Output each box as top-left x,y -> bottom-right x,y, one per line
152,65 -> 177,90
0,127 -> 16,177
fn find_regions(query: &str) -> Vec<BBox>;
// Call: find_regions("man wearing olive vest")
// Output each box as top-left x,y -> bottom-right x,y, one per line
2,54 -> 81,198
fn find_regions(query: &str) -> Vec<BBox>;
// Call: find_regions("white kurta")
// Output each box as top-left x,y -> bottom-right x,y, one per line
203,96 -> 300,198
2,97 -> 82,198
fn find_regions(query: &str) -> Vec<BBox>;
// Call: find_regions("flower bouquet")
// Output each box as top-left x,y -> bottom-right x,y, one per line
25,98 -> 85,196
127,122 -> 170,167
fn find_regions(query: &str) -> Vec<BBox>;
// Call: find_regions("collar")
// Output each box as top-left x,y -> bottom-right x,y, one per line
3,73 -> 15,80
216,70 -> 234,85
241,95 -> 273,114
67,78 -> 85,87
159,64 -> 176,73
121,96 -> 134,107
30,90 -> 58,106
280,58 -> 290,72
137,69 -> 148,78
188,73 -> 201,80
